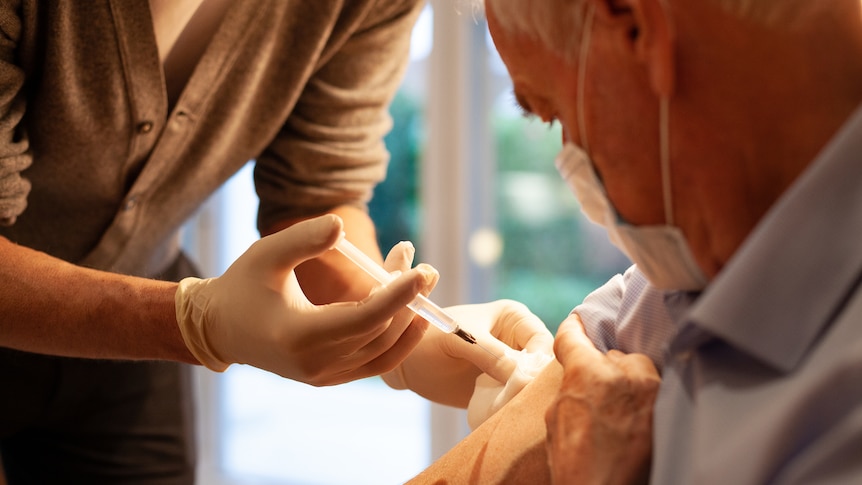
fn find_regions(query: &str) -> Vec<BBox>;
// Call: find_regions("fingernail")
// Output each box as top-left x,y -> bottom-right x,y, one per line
415,264 -> 439,283
397,241 -> 415,260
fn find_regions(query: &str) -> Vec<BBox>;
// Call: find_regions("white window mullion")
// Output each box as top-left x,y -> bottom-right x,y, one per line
424,0 -> 495,460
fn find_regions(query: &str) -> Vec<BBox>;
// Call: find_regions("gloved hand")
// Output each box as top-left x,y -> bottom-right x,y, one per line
175,214 -> 437,386
379,242 -> 554,408
384,299 -> 554,408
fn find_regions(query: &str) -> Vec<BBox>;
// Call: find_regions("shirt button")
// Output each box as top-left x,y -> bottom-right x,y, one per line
123,195 -> 139,211
137,121 -> 154,134
173,111 -> 190,127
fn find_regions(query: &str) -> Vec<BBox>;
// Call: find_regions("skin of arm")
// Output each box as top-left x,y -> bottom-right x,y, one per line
263,204 -> 382,304
408,360 -> 562,485
0,236 -> 197,364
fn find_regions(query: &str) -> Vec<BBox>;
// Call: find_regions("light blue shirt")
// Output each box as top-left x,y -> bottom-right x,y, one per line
576,264 -> 677,371
576,104 -> 862,484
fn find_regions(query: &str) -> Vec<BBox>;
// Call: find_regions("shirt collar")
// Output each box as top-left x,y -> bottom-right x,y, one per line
675,103 -> 862,373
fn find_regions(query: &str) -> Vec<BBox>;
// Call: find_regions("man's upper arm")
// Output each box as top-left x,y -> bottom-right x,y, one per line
409,361 -> 562,485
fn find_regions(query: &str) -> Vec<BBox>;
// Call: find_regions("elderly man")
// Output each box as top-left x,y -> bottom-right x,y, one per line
413,0 -> 862,483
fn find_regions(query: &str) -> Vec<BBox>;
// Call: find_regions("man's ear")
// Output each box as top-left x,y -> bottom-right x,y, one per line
587,0 -> 675,97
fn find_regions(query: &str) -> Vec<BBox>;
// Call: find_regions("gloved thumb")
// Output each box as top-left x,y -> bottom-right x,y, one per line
382,241 -> 416,274
244,214 -> 344,280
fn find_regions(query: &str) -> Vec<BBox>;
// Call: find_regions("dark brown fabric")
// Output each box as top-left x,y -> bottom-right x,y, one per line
0,353 -> 196,485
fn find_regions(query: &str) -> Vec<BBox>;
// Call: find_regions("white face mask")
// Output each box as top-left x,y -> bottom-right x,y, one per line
555,143 -> 707,291
556,5 -> 708,291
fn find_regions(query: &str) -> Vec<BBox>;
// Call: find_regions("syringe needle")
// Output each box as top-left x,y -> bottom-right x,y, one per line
453,327 -> 502,360
477,342 -> 503,360
452,327 -> 477,344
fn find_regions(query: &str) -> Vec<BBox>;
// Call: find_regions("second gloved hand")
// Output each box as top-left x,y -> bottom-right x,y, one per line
376,239 -> 554,408
383,299 -> 554,408
175,214 -> 437,386
377,237 -> 554,407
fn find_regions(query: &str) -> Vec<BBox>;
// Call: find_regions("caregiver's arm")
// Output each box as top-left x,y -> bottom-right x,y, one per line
0,216 -> 436,386
0,235 -> 193,362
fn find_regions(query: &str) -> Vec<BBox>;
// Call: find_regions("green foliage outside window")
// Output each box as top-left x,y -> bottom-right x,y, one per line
492,114 -> 629,333
370,92 -> 423,254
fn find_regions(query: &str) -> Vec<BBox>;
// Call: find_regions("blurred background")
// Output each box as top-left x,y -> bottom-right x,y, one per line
182,2 -> 629,483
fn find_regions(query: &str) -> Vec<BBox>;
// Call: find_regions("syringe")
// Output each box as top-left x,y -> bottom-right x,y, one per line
334,235 -> 497,356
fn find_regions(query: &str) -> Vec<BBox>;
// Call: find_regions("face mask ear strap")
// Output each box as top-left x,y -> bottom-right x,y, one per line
578,4 -> 675,228
577,5 -> 595,155
660,97 -> 674,225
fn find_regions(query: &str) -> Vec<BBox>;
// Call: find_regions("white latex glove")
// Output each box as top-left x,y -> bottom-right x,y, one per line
175,214 -> 436,386
380,241 -> 554,408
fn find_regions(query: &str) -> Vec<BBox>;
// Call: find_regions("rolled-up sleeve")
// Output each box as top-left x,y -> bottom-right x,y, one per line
0,0 -> 31,226
575,264 -> 677,372
254,0 -> 423,232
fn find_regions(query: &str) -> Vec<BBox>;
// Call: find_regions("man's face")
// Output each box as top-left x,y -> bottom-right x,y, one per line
485,1 -> 668,228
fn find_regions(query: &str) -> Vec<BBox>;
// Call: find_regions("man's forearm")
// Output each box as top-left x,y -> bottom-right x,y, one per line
0,236 -> 197,364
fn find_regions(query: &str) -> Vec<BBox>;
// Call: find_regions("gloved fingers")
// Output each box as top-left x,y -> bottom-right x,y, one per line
372,241 -> 423,386
459,334 -> 520,383
287,264 -> 435,386
382,241 -> 415,273
382,241 -> 439,298
266,269 -> 433,386
243,214 -> 344,282
489,299 -> 555,354
340,312 -> 430,384
323,294 -> 431,381
354,299 -> 431,371
446,300 -> 553,353
440,300 -> 553,383
302,306 -> 430,386
308,264 -> 438,344
429,303 -> 516,380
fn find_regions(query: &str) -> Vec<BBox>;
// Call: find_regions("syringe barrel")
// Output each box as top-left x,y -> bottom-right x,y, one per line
407,294 -> 457,334
334,236 -> 458,334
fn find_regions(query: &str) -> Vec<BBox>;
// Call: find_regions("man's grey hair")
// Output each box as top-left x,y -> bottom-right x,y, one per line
473,0 -> 806,60
469,0 -> 587,60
